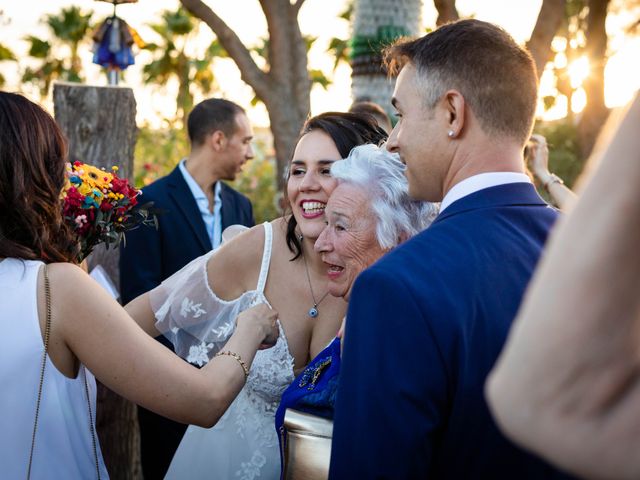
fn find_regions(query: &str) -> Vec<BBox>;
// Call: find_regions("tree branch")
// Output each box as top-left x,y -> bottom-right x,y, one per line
260,0 -> 309,119
179,0 -> 271,99
526,0 -> 566,80
292,0 -> 305,15
433,0 -> 459,26
260,0 -> 291,78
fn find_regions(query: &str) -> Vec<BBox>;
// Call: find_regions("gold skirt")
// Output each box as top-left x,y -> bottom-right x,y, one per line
282,409 -> 334,480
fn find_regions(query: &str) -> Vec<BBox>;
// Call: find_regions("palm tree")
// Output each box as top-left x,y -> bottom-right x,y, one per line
22,6 -> 93,98
142,7 -> 225,127
350,0 -> 422,114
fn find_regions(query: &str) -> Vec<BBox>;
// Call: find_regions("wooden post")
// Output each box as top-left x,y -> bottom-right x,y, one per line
53,81 -> 141,480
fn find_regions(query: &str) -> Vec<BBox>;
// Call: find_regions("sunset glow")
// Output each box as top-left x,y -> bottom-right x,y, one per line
1,0 -> 638,126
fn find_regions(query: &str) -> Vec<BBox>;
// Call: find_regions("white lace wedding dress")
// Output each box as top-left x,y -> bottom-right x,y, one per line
150,222 -> 295,480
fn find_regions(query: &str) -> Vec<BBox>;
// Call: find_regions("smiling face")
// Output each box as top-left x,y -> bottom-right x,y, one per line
314,183 -> 387,301
286,130 -> 341,240
387,63 -> 450,202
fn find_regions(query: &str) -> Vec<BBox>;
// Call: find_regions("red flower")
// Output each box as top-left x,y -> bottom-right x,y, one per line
100,201 -> 114,212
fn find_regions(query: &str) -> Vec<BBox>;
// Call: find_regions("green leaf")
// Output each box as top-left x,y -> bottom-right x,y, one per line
328,37 -> 349,70
24,36 -> 51,59
309,69 -> 331,89
0,43 -> 16,61
205,39 -> 227,59
303,35 -> 318,53
543,95 -> 557,111
339,1 -> 354,21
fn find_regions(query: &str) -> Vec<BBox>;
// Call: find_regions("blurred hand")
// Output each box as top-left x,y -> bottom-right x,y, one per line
236,303 -> 279,350
525,134 -> 552,183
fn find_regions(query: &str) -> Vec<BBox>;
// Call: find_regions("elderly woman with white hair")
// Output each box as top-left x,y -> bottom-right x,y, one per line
275,144 -> 437,479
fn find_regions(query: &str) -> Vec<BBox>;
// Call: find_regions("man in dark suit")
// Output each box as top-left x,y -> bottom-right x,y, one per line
120,98 -> 255,479
329,20 -> 572,479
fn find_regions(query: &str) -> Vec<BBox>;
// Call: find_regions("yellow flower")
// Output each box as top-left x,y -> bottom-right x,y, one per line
79,164 -> 114,190
78,183 -> 93,196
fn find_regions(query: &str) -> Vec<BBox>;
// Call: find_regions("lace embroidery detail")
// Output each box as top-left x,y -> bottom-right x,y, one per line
210,317 -> 236,340
186,341 -> 213,366
233,324 -> 295,448
180,297 -> 206,318
236,451 -> 267,480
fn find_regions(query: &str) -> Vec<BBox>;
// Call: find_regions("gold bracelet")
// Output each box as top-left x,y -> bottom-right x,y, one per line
215,350 -> 249,379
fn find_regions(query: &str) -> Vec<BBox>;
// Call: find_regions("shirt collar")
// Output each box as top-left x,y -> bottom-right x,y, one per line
178,158 -> 221,200
440,172 -> 532,213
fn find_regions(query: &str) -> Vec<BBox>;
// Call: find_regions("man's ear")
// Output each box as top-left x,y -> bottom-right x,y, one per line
442,89 -> 465,138
209,130 -> 227,152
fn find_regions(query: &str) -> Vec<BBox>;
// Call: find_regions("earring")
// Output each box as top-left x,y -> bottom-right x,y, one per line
298,234 -> 304,241
448,130 -> 455,138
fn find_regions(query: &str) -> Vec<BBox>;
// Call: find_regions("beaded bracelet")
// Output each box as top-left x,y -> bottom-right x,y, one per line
216,350 -> 249,379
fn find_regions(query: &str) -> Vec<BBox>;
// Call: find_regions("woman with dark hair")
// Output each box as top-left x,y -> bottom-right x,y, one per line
0,91 -> 279,479
127,112 -> 387,479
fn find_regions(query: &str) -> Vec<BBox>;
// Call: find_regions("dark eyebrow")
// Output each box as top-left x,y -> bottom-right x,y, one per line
290,159 -> 337,166
391,97 -> 400,110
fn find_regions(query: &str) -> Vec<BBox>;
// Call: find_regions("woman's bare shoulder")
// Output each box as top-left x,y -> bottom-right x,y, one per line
207,222 -> 273,297
46,261 -> 91,287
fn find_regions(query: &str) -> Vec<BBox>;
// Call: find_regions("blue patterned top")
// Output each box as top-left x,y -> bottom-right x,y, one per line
275,336 -> 341,475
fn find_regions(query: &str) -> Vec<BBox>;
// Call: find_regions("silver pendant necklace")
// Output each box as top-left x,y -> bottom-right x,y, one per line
302,247 -> 330,318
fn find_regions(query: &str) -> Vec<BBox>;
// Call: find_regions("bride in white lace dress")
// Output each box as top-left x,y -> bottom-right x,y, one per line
127,112 -> 388,479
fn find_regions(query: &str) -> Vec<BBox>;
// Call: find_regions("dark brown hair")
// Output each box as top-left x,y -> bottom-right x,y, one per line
187,98 -> 246,147
384,19 -> 538,145
349,100 -> 392,132
0,92 -> 79,263
285,112 -> 388,260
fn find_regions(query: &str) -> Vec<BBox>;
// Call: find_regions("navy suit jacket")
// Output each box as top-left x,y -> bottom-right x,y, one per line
329,183 -> 572,479
119,165 -> 254,304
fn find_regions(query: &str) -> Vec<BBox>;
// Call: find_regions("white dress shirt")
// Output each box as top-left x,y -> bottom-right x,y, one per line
179,159 -> 223,249
440,172 -> 532,213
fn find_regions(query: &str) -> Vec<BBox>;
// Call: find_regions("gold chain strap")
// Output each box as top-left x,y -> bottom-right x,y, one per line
27,264 -> 101,479
82,365 -> 101,479
26,265 -> 52,479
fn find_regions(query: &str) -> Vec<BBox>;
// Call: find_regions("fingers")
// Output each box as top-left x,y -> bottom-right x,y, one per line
237,303 -> 280,349
530,133 -> 545,145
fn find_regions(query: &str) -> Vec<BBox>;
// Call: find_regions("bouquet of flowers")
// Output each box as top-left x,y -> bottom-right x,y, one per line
62,161 -> 156,263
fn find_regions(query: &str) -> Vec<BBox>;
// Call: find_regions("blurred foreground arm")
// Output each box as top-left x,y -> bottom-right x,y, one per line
526,134 -> 576,210
487,93 -> 640,480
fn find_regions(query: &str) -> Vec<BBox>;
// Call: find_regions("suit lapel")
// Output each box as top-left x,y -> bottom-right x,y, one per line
433,182 -> 552,226
167,166 -> 212,252
219,182 -> 236,230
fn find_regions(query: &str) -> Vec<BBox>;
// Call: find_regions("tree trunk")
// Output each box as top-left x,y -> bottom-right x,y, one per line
577,0 -> 610,160
527,0 -> 566,80
180,0 -> 310,189
433,0 -> 459,26
53,82 -> 141,480
351,0 -> 422,118
265,92 -> 307,189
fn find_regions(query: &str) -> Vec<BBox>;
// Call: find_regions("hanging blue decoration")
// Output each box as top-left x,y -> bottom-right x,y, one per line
92,0 -> 142,84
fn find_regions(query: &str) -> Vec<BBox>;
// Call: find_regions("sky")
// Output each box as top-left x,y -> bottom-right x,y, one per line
1,0 -> 638,127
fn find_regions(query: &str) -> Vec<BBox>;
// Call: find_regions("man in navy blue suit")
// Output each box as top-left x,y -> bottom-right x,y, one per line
120,98 -> 255,479
329,20 -> 571,479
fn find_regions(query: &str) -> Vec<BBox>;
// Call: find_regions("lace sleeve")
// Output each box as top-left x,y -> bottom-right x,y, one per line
149,251 -> 261,365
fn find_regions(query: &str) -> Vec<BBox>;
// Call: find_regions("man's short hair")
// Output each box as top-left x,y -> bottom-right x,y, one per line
187,98 -> 246,147
384,19 -> 538,145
